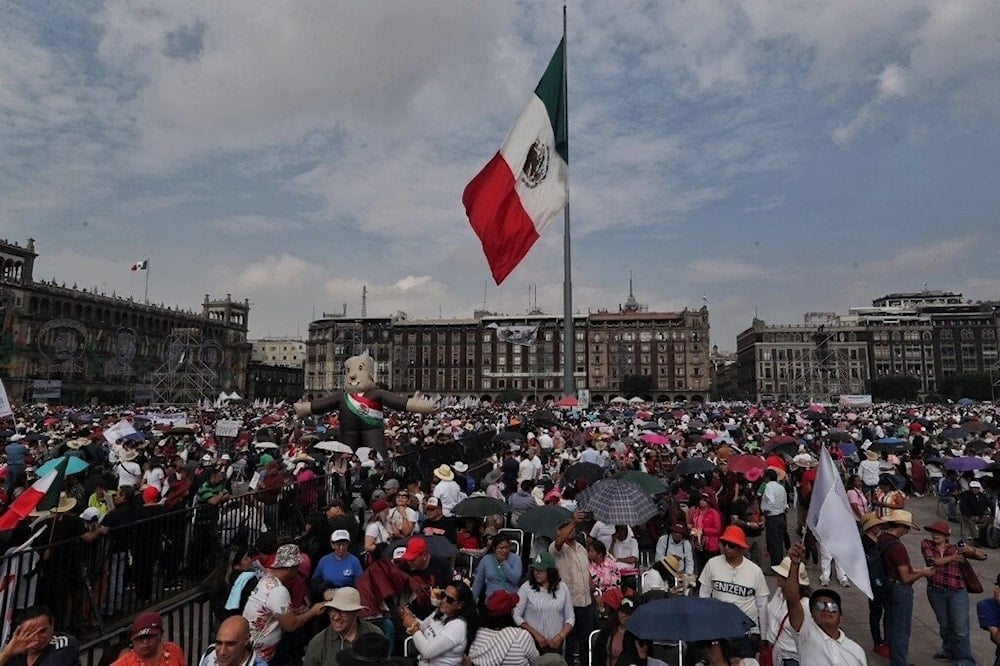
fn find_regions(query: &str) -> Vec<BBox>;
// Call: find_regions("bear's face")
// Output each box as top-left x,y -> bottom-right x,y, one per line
343,353 -> 377,393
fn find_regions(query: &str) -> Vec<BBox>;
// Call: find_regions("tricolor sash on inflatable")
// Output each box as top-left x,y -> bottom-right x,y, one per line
345,393 -> 384,427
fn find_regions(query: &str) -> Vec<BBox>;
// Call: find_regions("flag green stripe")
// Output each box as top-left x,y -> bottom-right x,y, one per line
533,37 -> 568,164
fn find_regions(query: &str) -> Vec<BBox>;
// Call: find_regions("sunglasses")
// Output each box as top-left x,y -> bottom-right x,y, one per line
813,601 -> 840,613
721,542 -> 740,549
442,594 -> 459,604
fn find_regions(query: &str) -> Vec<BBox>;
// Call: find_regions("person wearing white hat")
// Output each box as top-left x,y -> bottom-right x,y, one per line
303,587 -> 382,666
431,465 -> 463,517
312,530 -> 364,598
766,556 -> 811,666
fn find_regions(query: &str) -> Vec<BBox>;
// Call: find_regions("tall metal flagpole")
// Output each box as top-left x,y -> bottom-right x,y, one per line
561,3 -> 575,397
144,259 -> 150,304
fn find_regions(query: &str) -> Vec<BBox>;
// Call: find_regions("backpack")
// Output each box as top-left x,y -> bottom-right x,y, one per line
866,536 -> 896,601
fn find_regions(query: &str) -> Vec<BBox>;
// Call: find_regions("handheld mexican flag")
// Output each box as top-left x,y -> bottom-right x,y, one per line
0,458 -> 67,531
130,259 -> 149,271
463,38 -> 568,285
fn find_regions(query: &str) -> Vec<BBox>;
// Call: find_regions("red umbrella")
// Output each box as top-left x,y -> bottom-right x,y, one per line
725,454 -> 767,475
640,432 -> 670,446
556,396 -> 579,408
765,435 -> 798,451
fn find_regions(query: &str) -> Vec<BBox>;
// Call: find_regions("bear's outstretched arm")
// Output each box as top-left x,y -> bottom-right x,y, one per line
293,392 -> 342,418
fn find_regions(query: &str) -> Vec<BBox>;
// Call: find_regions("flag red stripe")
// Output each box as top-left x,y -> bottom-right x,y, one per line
0,487 -> 44,531
463,152 -> 540,285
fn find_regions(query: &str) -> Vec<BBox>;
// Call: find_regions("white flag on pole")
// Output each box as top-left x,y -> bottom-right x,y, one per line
807,446 -> 873,599
0,378 -> 12,418
102,419 -> 137,445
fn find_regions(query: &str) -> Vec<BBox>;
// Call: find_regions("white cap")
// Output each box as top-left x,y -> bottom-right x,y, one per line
220,453 -> 232,461
970,481 -> 983,489
330,529 -> 351,542
80,507 -> 100,521
201,454 -> 213,463
392,546 -> 407,560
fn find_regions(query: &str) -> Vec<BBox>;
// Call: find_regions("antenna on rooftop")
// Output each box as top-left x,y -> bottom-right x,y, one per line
361,285 -> 367,318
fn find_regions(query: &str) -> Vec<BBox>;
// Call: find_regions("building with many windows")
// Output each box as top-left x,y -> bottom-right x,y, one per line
0,238 -> 251,404
303,285 -> 711,402
737,291 -> 1000,401
250,337 -> 306,368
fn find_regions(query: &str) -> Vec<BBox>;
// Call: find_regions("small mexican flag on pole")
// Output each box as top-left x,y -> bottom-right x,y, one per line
130,259 -> 149,271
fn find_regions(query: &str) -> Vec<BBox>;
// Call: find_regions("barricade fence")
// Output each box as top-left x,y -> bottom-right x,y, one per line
0,429 -> 498,647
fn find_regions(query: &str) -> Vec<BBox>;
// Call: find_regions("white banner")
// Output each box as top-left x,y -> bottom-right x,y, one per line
215,419 -> 242,438
839,394 -> 873,407
0,378 -> 12,418
147,412 -> 188,426
488,324 -> 539,347
576,389 -> 590,410
102,419 -> 137,445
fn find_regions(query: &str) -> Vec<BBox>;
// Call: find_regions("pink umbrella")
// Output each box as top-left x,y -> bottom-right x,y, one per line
640,432 -> 669,446
701,431 -> 719,441
556,396 -> 578,408
807,403 -> 826,413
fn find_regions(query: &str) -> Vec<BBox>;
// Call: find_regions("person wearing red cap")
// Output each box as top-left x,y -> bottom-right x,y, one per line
397,537 -> 454,620
110,610 -> 186,666
363,498 -> 392,554
465,591 -> 539,666
697,525 -> 769,659
921,520 -> 986,664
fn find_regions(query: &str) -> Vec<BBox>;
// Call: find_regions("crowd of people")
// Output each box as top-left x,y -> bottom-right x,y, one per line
1,398 -> 1000,665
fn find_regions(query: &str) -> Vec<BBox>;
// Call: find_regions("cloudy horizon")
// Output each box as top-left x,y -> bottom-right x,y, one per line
3,1 -> 999,351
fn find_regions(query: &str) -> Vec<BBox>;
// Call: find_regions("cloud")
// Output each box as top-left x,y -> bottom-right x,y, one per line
858,237 -> 976,275
686,258 -> 767,283
209,214 -> 303,234
234,254 -> 325,290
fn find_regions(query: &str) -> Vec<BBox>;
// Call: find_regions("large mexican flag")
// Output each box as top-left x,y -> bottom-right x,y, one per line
463,38 -> 568,285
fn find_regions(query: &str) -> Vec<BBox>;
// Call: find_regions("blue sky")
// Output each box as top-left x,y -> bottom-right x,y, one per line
2,1 -> 998,351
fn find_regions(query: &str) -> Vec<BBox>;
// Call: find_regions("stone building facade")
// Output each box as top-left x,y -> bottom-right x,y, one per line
0,238 -> 250,405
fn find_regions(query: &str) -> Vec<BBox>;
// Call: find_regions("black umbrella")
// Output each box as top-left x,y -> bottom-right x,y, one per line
672,457 -> 716,477
384,536 -> 456,560
452,496 -> 508,518
563,462 -> 605,486
942,427 -> 970,440
496,431 -> 526,444
531,410 -> 560,427
964,439 -> 992,453
517,505 -> 573,538
826,429 -> 854,443
870,437 -> 910,452
627,597 -> 754,642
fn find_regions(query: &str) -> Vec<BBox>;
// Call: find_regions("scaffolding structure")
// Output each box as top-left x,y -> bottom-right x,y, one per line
151,328 -> 218,405
787,326 -> 858,402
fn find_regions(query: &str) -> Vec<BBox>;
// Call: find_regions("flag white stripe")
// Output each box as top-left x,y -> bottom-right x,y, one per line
498,95 -> 568,234
806,447 -> 873,598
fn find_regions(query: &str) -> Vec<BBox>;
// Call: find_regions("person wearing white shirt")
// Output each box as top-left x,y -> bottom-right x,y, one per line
399,582 -> 474,666
432,465 -> 464,517
116,451 -> 142,489
760,469 -> 789,567
590,521 -> 632,551
779,542 -> 867,665
654,524 -> 694,575
517,453 -> 536,483
609,525 -> 639,567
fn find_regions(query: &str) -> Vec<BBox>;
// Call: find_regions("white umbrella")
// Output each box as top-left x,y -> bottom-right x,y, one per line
628,396 -> 646,404
355,446 -> 382,462
610,396 -> 629,404
314,441 -> 352,454
254,442 -> 279,450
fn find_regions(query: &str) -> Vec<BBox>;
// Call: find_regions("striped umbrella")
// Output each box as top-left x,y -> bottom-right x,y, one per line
577,480 -> 658,525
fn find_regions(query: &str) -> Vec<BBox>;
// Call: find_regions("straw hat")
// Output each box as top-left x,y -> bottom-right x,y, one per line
452,461 -> 469,473
433,464 -> 454,481
883,509 -> 920,530
865,450 -> 880,461
772,556 -> 811,586
660,554 -> 685,579
860,513 -> 883,533
30,493 -> 77,517
121,449 -> 139,462
65,438 -> 88,450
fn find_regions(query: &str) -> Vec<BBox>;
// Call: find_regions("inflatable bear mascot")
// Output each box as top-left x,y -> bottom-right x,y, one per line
294,351 -> 436,460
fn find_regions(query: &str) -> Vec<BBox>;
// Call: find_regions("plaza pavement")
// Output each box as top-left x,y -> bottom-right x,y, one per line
783,493 -> 997,665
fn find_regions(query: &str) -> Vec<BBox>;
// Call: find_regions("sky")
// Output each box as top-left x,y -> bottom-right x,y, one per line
2,0 -> 999,352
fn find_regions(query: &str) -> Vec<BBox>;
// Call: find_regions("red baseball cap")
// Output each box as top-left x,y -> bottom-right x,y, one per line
130,611 -> 163,639
485,590 -> 518,617
401,537 -> 428,561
